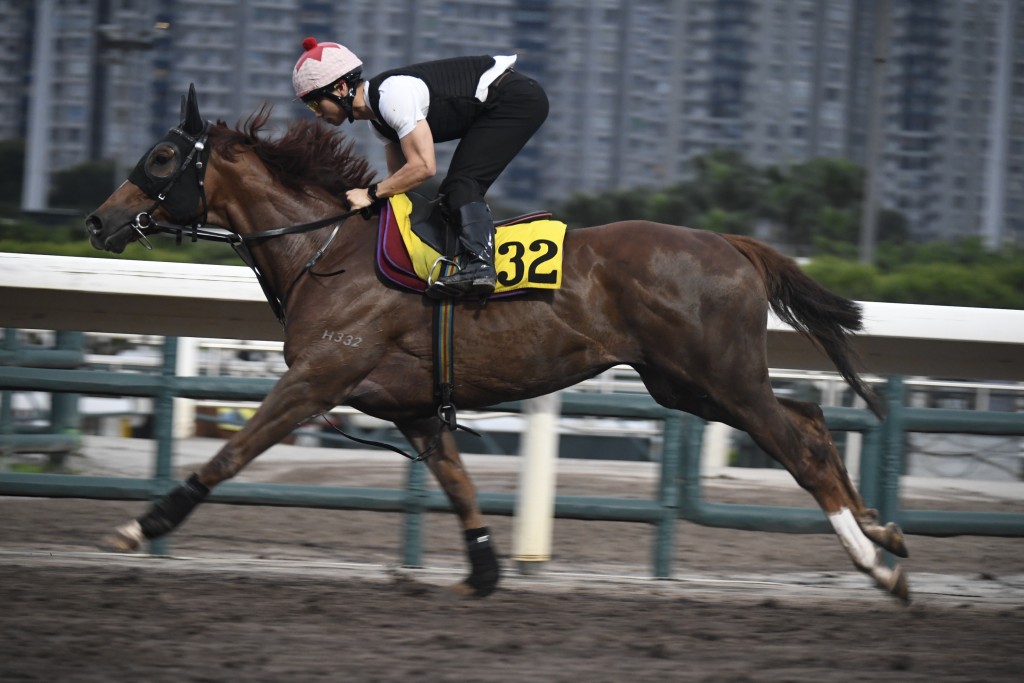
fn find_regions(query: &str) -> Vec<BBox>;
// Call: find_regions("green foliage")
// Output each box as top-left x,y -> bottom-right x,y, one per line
806,241 -> 1024,310
0,236 -> 242,264
552,149 -> 1024,309
557,152 -> 870,249
48,160 -> 119,211
803,256 -> 880,301
0,139 -> 25,210
0,214 -> 242,265
695,207 -> 748,234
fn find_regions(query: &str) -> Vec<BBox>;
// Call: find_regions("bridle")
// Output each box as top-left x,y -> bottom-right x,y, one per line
121,116 -> 454,462
126,120 -> 366,326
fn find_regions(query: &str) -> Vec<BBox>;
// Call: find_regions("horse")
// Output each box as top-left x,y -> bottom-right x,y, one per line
86,85 -> 910,602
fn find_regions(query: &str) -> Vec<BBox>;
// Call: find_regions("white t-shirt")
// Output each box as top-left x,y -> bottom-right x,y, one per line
368,55 -> 517,143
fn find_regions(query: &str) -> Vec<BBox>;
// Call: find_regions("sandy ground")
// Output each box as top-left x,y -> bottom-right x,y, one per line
1,436 -> 1023,682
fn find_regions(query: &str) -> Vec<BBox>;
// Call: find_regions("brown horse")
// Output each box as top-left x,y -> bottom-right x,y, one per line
87,86 -> 909,602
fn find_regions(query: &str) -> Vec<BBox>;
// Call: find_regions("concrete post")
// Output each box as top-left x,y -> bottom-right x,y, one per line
512,391 -> 561,574
173,337 -> 199,439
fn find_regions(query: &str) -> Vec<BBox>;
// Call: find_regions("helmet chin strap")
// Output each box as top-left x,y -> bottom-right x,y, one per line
337,90 -> 357,123
324,78 -> 359,123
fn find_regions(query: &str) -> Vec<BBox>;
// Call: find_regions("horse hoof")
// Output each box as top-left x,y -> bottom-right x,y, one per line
859,517 -> 910,558
449,581 -> 477,599
452,567 -> 500,599
451,579 -> 497,599
97,520 -> 144,553
880,565 -> 911,605
883,522 -> 909,558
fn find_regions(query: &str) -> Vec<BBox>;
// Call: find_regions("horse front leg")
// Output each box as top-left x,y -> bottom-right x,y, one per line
100,365 -> 336,552
396,417 -> 499,598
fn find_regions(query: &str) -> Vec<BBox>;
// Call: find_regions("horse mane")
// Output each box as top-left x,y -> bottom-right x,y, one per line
208,105 -> 378,199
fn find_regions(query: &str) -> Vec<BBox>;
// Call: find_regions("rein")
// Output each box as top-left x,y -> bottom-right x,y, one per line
134,206 -> 362,327
127,120 -> 471,463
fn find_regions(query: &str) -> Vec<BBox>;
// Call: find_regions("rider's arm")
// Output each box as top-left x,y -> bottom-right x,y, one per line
347,77 -> 435,210
384,142 -> 405,175
380,121 -> 436,195
346,122 -> 435,210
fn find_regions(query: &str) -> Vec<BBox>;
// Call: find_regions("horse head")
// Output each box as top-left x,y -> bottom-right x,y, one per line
86,83 -> 213,253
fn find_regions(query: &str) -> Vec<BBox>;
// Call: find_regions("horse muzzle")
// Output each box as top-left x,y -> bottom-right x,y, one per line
85,212 -> 138,254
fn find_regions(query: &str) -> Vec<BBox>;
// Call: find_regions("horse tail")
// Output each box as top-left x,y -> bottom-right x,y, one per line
721,234 -> 886,420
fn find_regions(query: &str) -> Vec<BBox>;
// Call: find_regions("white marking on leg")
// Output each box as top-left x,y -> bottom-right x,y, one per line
829,507 -> 895,587
829,507 -> 876,567
115,520 -> 145,549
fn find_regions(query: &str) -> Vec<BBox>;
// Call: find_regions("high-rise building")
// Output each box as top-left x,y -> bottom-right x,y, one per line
0,0 -> 29,142
876,1 -> 1020,245
5,0 -> 1022,247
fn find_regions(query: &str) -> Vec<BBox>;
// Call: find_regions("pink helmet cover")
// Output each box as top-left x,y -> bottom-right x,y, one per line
292,37 -> 363,97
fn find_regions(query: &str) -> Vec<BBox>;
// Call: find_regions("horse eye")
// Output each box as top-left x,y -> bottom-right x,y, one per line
147,145 -> 178,178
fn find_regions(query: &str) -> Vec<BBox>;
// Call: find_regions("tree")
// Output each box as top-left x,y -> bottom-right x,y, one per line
762,158 -> 864,251
689,149 -> 765,218
48,160 -> 118,211
559,188 -> 649,229
0,139 -> 25,210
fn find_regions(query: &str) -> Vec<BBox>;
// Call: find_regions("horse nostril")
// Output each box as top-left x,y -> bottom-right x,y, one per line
85,215 -> 102,236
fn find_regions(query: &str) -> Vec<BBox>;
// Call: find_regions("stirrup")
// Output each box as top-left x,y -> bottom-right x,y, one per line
425,279 -> 466,300
430,271 -> 495,299
425,256 -> 463,299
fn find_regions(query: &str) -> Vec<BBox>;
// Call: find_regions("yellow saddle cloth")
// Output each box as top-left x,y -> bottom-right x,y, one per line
384,193 -> 567,294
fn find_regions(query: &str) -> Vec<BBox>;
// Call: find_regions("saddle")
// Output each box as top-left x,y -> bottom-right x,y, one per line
376,192 -> 566,296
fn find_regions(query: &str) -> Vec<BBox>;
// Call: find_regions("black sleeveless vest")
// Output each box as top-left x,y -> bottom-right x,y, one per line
367,55 -> 496,143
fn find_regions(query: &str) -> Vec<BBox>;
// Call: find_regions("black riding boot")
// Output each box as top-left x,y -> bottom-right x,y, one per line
428,202 -> 496,299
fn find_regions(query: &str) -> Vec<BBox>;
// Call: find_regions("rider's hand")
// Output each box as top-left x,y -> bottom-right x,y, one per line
346,187 -> 372,211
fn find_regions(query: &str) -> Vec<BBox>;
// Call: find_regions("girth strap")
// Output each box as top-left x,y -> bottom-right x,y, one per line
430,261 -> 483,439
433,286 -> 458,430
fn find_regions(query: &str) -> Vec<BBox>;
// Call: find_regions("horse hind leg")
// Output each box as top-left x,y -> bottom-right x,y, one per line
754,397 -> 910,602
768,398 -> 908,558
645,364 -> 911,603
396,418 -> 500,598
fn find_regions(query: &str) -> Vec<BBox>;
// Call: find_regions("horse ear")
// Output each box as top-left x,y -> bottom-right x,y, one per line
181,83 -> 204,135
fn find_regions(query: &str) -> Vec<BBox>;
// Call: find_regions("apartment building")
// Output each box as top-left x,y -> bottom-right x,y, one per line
6,0 -> 1022,246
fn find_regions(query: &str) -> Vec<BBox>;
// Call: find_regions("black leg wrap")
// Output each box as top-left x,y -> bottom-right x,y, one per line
138,473 -> 210,540
463,527 -> 500,597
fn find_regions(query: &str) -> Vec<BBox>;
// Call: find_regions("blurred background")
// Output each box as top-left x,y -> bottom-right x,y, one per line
0,0 -> 1022,307
1,0 -> 1021,487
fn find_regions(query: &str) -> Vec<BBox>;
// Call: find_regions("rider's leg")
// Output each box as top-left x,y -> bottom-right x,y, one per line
430,73 -> 548,299
429,198 -> 496,298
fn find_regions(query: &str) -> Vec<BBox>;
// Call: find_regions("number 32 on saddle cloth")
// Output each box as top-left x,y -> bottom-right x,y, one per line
376,193 -> 567,297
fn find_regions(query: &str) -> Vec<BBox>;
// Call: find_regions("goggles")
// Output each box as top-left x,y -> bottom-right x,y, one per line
301,87 -> 332,113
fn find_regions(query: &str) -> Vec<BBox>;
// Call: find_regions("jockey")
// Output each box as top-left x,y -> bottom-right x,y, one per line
292,37 -> 549,298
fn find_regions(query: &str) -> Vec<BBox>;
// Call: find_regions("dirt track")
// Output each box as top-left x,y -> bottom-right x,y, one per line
1,438 -> 1023,682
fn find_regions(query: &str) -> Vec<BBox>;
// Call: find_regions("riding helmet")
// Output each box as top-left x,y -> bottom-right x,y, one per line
292,37 -> 363,98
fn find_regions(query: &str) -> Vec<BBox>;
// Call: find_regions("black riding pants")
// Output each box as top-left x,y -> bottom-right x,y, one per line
439,71 -> 549,212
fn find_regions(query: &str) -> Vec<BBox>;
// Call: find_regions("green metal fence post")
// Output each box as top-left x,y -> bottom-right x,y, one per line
879,376 -> 905,526
1,330 -> 18,458
857,424 -> 883,511
653,414 -> 685,578
676,414 -> 704,523
148,336 -> 179,557
877,375 -> 907,567
402,458 -> 427,567
49,331 -> 84,468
